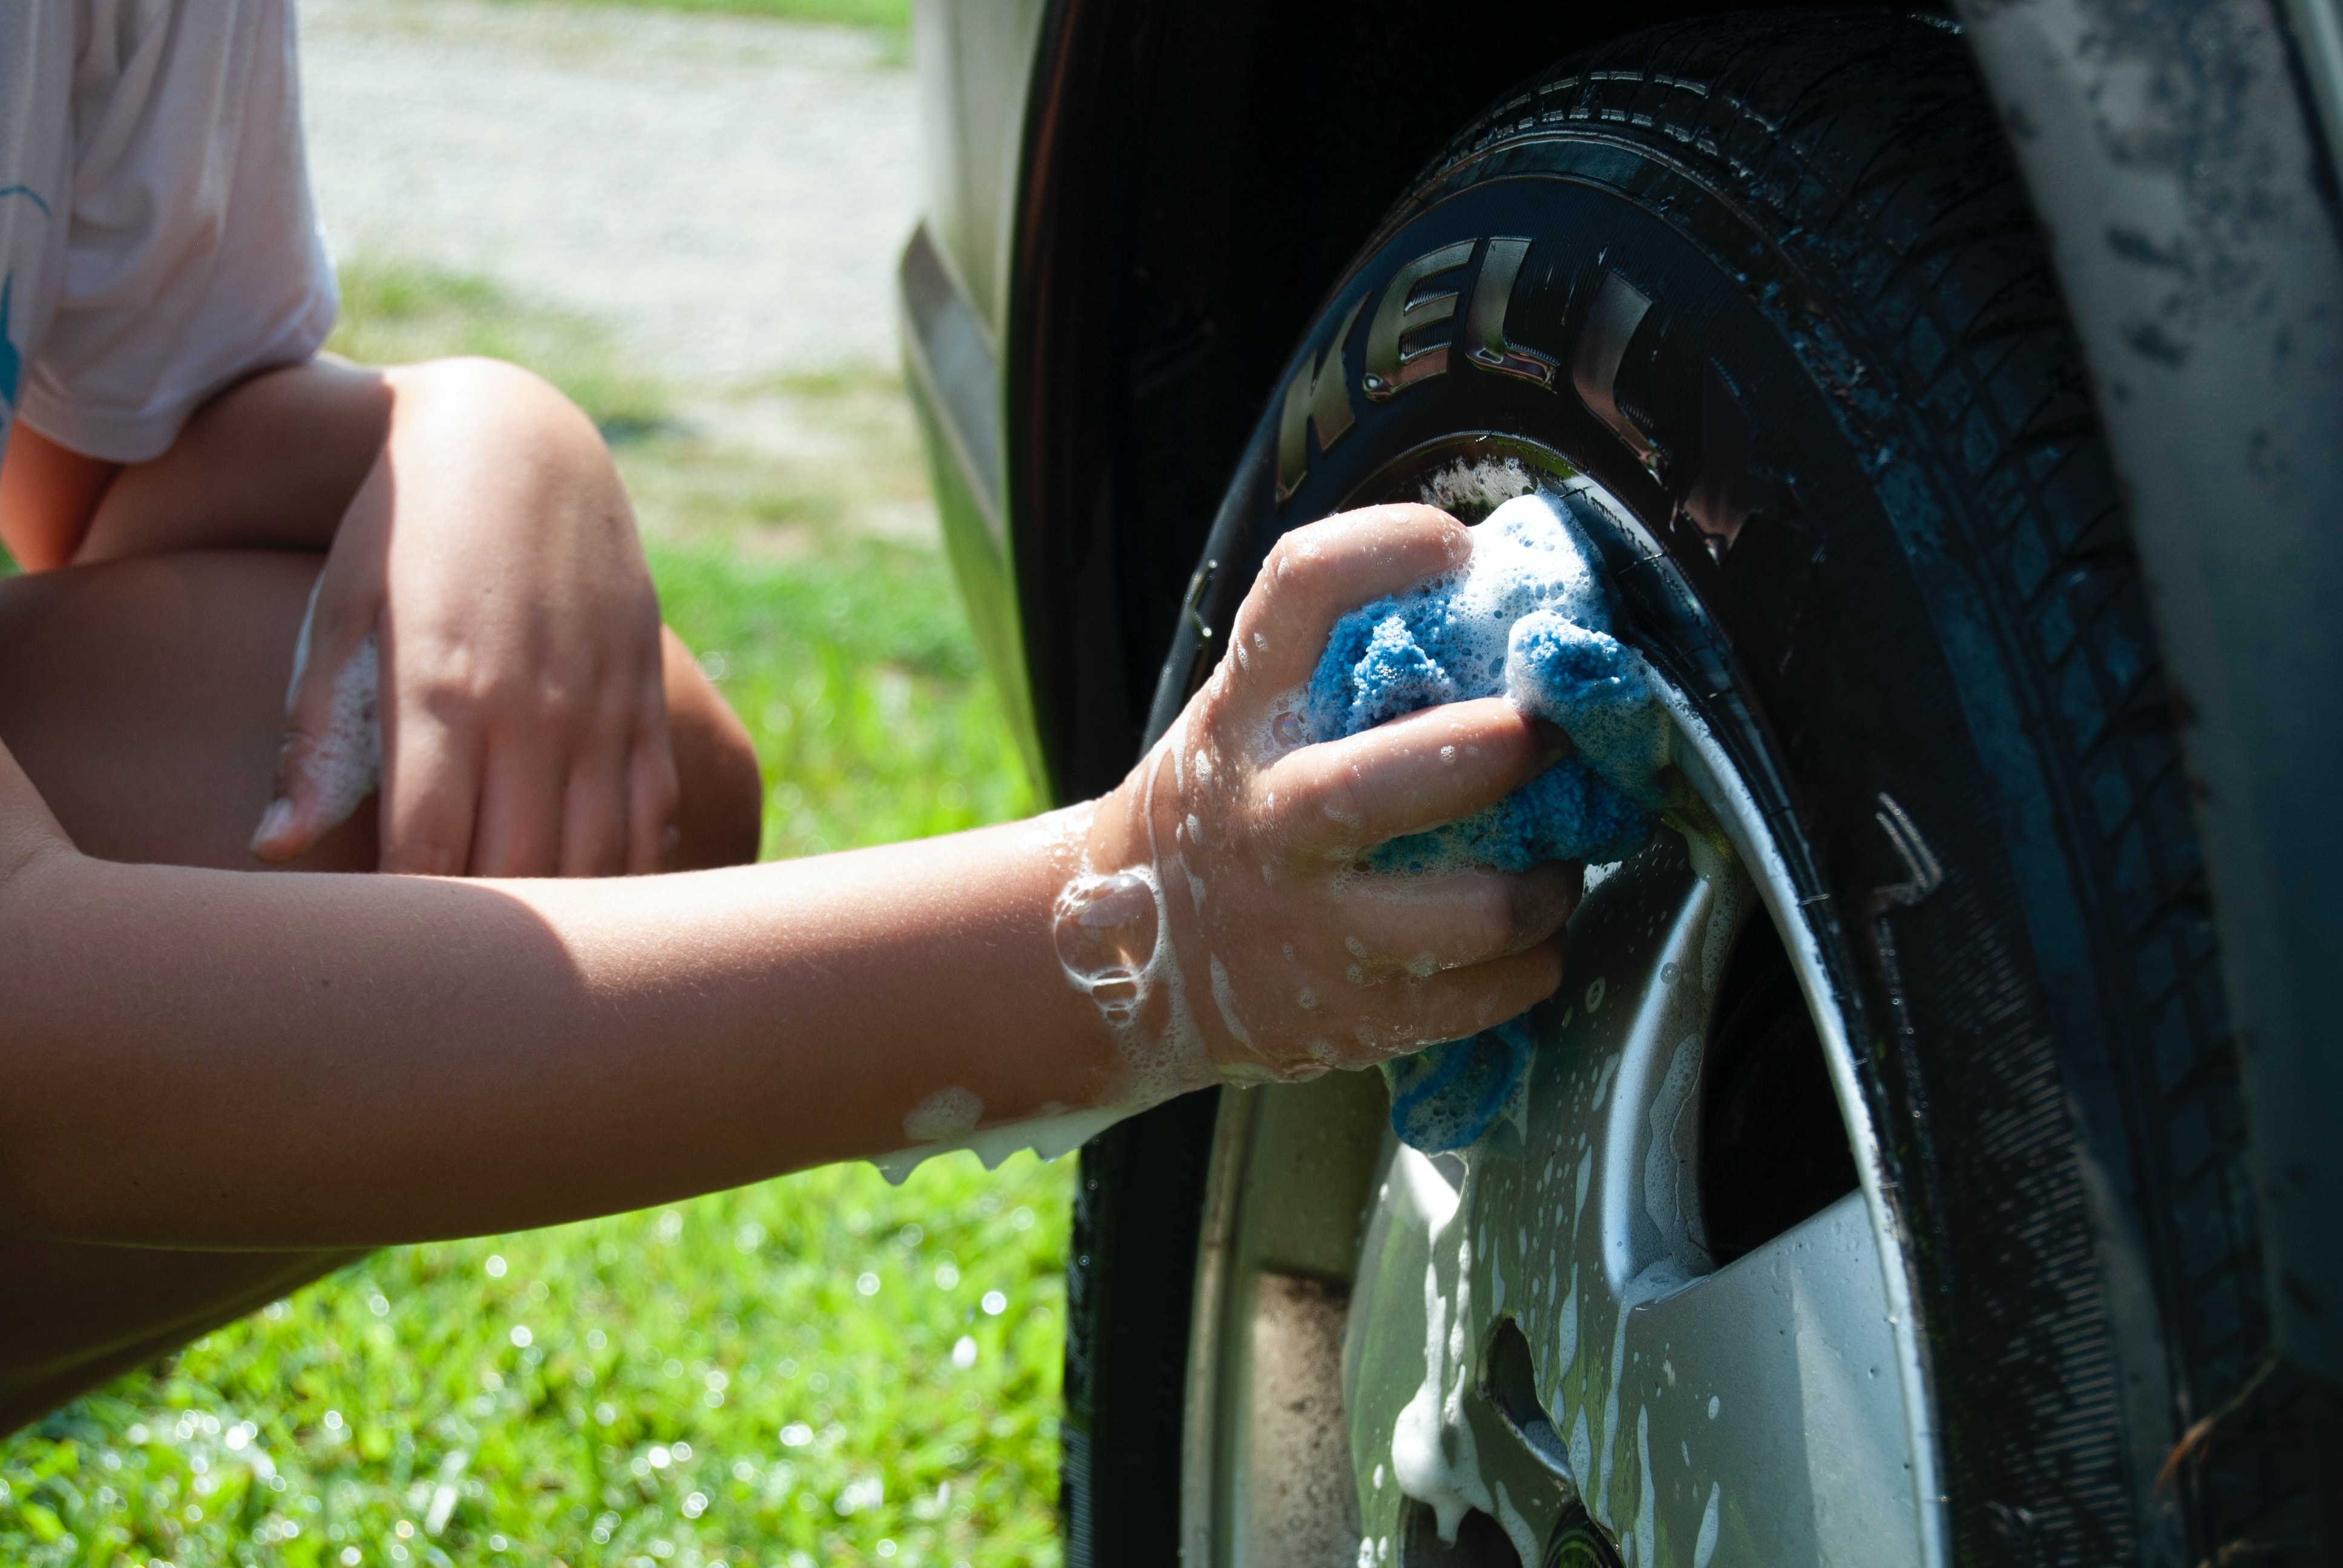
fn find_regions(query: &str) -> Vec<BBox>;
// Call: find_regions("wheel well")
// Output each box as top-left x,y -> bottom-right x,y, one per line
1006,0 -> 1939,800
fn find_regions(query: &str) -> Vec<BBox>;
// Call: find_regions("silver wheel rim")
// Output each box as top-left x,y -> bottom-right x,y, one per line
1178,473 -> 1946,1568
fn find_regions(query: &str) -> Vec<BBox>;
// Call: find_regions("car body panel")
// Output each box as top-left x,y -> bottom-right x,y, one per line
900,0 -> 1049,788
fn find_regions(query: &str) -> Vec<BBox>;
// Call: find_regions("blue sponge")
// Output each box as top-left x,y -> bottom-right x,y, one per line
1303,494 -> 1666,1152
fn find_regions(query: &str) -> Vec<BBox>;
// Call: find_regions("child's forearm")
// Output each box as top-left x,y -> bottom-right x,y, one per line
0,426 -> 122,570
0,808 -> 1117,1250
0,361 -> 393,569
44,357 -> 599,567
75,359 -> 397,563
0,506 -> 1573,1252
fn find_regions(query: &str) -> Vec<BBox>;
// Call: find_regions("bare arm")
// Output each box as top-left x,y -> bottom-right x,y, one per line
1,777 -> 1111,1248
0,425 -> 120,570
0,361 -> 392,567
0,508 -> 1571,1252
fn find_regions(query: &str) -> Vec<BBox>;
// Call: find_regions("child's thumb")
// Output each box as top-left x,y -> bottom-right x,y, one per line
252,596 -> 383,863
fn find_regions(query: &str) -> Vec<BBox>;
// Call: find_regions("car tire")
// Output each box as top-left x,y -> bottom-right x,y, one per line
1060,11 -> 2292,1563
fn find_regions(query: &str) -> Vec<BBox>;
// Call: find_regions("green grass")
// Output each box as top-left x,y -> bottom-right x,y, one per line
649,537 -> 1032,858
478,0 -> 908,39
327,260 -> 672,444
0,258 -> 1060,1566
0,1161 -> 1067,1568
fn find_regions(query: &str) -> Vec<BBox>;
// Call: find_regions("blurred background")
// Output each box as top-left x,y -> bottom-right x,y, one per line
0,2 -> 1068,1565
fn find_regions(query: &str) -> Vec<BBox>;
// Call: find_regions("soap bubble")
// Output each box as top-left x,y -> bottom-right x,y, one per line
1053,871 -> 1162,1022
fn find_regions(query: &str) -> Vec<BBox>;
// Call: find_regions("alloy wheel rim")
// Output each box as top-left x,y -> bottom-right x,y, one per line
1179,456 -> 1945,1568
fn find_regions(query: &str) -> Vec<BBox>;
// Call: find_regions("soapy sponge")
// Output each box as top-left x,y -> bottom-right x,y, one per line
1303,494 -> 1666,1151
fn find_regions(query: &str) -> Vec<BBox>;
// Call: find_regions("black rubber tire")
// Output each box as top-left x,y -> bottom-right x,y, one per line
1060,11 -> 2299,1564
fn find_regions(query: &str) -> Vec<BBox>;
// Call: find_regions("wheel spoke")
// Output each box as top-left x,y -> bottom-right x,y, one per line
1337,760 -> 1925,1566
1602,1192 -> 1919,1565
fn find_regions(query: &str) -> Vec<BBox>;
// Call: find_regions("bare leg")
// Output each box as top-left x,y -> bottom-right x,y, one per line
0,548 -> 764,1432
0,1242 -> 374,1436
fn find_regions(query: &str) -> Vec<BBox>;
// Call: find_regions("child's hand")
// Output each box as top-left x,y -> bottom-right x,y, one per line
1070,505 -> 1576,1096
250,360 -> 678,877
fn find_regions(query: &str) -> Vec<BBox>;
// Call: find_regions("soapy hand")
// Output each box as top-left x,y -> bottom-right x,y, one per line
249,361 -> 678,876
1066,505 -> 1577,1098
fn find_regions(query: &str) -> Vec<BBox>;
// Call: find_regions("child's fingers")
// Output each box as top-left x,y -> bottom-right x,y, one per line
252,626 -> 382,864
378,707 -> 482,877
624,716 -> 681,876
1225,505 -> 1471,704
559,748 -> 631,879
1259,697 -> 1543,852
468,740 -> 566,878
1343,940 -> 1566,1064
1329,861 -> 1581,973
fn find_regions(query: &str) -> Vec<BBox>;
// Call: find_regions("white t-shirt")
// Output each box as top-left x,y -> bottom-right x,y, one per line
0,0 -> 336,468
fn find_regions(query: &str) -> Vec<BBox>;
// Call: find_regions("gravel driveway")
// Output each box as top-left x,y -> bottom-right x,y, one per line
298,0 -> 922,387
